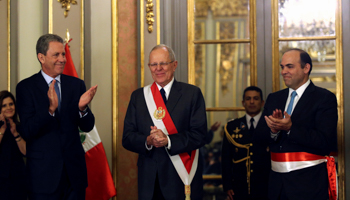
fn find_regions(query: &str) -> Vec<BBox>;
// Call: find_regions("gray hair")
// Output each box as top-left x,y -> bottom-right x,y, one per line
149,44 -> 176,61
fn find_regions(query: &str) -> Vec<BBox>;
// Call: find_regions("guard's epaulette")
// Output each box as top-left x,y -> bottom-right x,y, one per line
227,118 -> 235,122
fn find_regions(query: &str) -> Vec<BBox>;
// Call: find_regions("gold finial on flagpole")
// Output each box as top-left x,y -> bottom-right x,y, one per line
65,29 -> 70,44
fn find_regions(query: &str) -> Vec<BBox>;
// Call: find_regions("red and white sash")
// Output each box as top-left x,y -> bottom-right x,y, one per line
271,152 -> 337,200
144,83 -> 199,200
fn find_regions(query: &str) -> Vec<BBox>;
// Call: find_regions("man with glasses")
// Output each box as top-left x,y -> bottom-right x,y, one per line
123,44 -> 207,200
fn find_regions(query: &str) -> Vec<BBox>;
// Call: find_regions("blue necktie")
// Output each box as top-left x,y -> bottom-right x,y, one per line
54,80 -> 61,111
160,88 -> 167,104
286,91 -> 297,115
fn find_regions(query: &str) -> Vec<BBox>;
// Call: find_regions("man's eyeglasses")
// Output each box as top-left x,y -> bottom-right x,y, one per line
148,61 -> 174,68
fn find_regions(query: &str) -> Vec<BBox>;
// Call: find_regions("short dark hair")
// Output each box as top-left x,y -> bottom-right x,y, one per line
0,90 -> 19,124
36,34 -> 64,63
284,48 -> 312,75
243,86 -> 263,101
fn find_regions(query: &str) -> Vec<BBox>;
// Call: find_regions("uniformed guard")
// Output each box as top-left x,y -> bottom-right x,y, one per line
221,86 -> 271,200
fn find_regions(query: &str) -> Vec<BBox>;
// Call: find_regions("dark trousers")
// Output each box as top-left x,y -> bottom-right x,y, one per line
152,173 -> 165,200
29,168 -> 85,200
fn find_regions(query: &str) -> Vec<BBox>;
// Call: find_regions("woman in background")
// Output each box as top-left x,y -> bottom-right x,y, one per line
0,90 -> 26,200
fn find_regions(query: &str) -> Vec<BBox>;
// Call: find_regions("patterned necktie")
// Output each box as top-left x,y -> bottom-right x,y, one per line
286,91 -> 297,115
160,88 -> 167,104
249,118 -> 255,134
54,80 -> 61,111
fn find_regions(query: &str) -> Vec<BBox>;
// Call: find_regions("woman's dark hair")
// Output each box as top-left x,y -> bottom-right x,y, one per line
0,90 -> 19,124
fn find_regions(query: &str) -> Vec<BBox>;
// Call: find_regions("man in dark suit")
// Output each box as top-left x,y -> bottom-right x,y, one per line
221,86 -> 270,200
16,34 -> 97,200
263,48 -> 338,200
122,44 -> 207,200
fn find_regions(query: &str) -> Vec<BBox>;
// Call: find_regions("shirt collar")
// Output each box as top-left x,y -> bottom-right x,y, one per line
155,77 -> 174,98
289,79 -> 310,98
41,70 -> 61,85
246,111 -> 262,124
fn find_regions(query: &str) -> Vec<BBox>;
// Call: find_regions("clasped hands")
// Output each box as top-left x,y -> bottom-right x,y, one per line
146,126 -> 168,148
0,113 -> 18,137
48,79 -> 98,114
264,109 -> 292,133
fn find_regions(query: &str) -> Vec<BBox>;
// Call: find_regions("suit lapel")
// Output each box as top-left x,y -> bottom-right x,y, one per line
291,81 -> 315,118
278,89 -> 289,111
34,71 -> 50,97
60,75 -> 68,112
166,80 -> 182,114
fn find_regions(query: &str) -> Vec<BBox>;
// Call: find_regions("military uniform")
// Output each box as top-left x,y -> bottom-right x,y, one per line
221,114 -> 270,200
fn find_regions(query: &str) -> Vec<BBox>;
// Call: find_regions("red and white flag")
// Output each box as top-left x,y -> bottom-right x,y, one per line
64,39 -> 117,200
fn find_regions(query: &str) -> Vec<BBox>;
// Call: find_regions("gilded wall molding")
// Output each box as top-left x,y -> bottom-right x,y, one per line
146,0 -> 154,33
111,1 -> 118,199
7,0 -> 10,91
57,0 -> 77,17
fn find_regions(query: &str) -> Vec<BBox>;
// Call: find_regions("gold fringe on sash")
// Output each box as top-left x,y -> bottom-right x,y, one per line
185,185 -> 191,200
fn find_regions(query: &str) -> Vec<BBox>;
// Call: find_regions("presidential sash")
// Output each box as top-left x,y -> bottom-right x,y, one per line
271,152 -> 337,200
144,83 -> 199,200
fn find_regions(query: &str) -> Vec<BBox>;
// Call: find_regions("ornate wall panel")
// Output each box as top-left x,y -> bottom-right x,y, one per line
117,0 -> 138,199
0,0 -> 9,90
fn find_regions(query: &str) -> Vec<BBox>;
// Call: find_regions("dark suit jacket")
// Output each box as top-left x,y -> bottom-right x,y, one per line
122,80 -> 207,200
221,115 -> 270,200
262,81 -> 337,200
16,71 -> 95,194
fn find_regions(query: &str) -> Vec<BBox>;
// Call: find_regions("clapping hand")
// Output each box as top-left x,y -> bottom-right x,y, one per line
79,85 -> 98,111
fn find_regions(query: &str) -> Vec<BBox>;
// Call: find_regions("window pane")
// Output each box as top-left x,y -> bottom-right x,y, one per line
194,43 -> 251,108
279,40 -> 336,93
279,0 -> 336,37
194,0 -> 250,40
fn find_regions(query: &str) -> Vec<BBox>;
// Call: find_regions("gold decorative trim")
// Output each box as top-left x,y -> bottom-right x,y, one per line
279,36 -> 336,41
140,0 -> 145,87
80,0 -> 84,80
146,0 -> 154,33
156,0 -> 160,44
111,1 -> 118,200
187,0 -> 195,85
203,175 -> 222,180
194,39 -> 250,44
271,0 -> 279,92
49,0 -> 53,33
249,0 -> 257,86
206,107 -> 245,112
7,0 -> 10,91
215,22 -> 220,107
234,22 -> 240,107
335,0 -> 344,199
57,0 -> 77,18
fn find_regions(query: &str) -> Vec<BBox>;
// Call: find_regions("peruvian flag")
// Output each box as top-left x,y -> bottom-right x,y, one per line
64,39 -> 117,200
